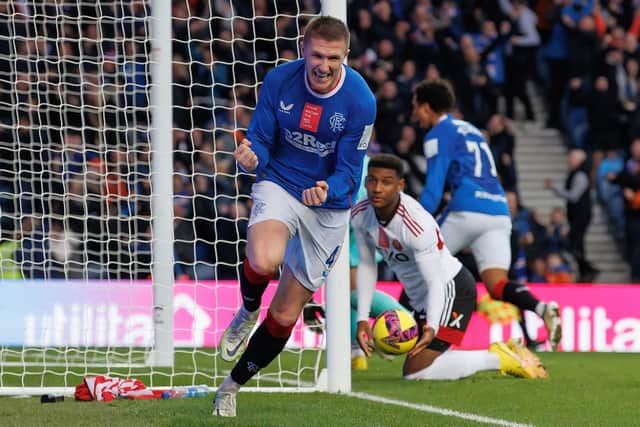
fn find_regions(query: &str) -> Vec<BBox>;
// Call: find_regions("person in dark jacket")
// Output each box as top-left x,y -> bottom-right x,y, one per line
545,149 -> 599,282
608,138 -> 640,281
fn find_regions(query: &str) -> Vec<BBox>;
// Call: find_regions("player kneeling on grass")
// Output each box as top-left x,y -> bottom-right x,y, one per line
353,154 -> 547,380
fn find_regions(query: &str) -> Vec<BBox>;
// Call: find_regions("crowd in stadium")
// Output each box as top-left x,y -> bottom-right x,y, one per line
0,0 -> 638,282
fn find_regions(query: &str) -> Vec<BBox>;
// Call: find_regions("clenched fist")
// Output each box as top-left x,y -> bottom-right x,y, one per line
233,138 -> 259,172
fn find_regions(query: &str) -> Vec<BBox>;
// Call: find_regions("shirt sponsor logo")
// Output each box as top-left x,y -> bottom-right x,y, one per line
279,100 -> 294,114
299,102 -> 322,132
283,128 -> 336,157
452,119 -> 483,137
474,190 -> 507,203
329,112 -> 346,133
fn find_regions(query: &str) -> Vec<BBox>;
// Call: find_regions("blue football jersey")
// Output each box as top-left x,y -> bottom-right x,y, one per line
419,114 -> 509,217
245,59 -> 376,209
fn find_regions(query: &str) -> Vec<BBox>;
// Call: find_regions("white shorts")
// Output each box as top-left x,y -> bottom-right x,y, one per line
248,180 -> 349,292
439,211 -> 512,273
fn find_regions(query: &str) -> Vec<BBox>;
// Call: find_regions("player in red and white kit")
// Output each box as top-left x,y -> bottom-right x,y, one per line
352,154 -> 546,380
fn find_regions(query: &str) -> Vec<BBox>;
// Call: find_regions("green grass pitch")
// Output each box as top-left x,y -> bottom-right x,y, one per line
1,351 -> 639,426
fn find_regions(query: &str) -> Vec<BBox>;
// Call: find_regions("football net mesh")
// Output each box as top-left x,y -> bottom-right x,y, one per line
0,0 -> 326,394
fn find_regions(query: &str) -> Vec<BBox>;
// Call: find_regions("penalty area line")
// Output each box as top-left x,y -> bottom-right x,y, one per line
348,392 -> 533,427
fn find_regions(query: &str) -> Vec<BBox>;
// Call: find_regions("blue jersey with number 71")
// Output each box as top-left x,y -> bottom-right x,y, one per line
419,114 -> 510,217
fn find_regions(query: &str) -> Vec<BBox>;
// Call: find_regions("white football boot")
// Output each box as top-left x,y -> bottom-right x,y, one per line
543,301 -> 562,351
213,377 -> 239,417
220,306 -> 259,362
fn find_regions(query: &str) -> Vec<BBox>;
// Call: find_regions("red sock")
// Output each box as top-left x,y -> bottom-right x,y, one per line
490,278 -> 508,300
243,258 -> 273,285
240,259 -> 272,312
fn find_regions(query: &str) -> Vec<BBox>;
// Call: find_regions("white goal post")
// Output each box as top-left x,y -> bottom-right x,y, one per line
0,0 -> 350,396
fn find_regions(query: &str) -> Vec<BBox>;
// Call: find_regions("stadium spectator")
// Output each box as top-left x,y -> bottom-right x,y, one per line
375,80 -> 405,146
567,14 -> 601,81
545,149 -> 600,282
392,124 -> 426,199
471,19 -> 510,108
452,35 -> 498,126
597,149 -> 626,242
528,256 -> 548,283
564,76 -> 590,149
544,251 -> 576,283
15,216 -> 47,279
546,206 -> 570,254
500,0 -> 541,122
506,191 -> 531,284
586,75 -> 623,185
0,227 -> 23,280
542,0 -> 582,129
488,114 -> 518,192
48,219 -> 83,279
408,8 -> 442,72
619,56 -> 638,142
525,208 -> 554,267
608,138 -> 640,281
396,60 -> 419,109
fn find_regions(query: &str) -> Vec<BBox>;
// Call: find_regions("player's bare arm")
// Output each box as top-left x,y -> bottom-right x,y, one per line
356,320 -> 375,357
301,180 -> 328,206
233,138 -> 259,172
408,324 -> 435,357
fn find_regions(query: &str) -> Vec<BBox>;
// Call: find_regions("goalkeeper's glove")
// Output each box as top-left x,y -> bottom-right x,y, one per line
302,299 -> 325,334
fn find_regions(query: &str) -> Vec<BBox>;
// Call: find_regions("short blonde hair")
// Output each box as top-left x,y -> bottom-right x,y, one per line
303,16 -> 349,48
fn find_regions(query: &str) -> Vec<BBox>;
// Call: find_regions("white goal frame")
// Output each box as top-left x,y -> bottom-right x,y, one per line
0,0 -> 350,396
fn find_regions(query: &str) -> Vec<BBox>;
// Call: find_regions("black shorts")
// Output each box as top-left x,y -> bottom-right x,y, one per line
413,266 -> 477,353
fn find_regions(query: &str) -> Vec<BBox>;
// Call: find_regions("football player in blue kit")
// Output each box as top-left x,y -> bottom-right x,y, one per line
412,79 -> 561,352
214,16 -> 376,417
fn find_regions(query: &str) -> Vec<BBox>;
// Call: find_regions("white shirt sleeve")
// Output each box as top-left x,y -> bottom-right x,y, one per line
354,225 -> 379,322
413,247 -> 447,336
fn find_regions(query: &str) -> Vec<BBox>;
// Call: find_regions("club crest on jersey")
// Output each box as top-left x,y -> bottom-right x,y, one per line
300,102 -> 322,132
329,112 -> 345,133
252,200 -> 266,217
279,100 -> 294,114
392,239 -> 403,251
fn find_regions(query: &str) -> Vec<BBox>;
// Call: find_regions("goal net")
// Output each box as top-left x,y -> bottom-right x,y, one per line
0,0 -> 346,396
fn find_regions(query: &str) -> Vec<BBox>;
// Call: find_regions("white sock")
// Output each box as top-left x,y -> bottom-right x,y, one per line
218,376 -> 240,393
404,350 -> 500,380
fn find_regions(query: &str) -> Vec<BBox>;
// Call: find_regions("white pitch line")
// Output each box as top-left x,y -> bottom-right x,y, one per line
219,369 -> 532,425
348,392 -> 534,427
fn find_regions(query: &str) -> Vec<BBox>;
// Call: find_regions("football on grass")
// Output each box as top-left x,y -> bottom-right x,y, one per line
372,309 -> 418,355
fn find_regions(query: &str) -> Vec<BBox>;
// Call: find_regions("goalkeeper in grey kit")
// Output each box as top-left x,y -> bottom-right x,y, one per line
214,16 -> 376,417
352,154 -> 547,380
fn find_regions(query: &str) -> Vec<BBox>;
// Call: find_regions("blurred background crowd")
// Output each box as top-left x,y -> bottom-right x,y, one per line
0,0 -> 638,283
